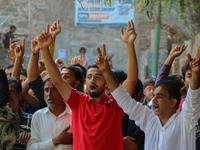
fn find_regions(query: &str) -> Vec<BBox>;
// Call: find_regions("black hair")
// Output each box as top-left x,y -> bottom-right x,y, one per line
113,70 -> 127,83
61,65 -> 83,83
8,78 -> 22,93
181,60 -> 191,81
10,25 -> 16,30
132,79 -> 143,98
79,47 -> 86,53
87,64 -> 99,70
72,63 -> 86,79
155,75 -> 184,109
4,64 -> 14,71
0,69 -> 9,107
143,77 -> 155,89
43,77 -> 52,86
20,69 -> 27,77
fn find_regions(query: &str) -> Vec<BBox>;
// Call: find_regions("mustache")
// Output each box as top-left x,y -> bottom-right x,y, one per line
47,97 -> 54,101
90,83 -> 98,88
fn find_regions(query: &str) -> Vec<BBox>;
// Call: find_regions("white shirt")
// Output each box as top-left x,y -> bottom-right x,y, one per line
27,105 -> 72,150
112,85 -> 200,150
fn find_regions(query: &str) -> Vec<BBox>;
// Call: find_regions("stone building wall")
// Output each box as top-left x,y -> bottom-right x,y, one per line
1,0 -> 192,82
0,0 -> 129,72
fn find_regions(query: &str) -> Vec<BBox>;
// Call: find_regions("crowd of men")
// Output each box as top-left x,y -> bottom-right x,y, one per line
0,19 -> 200,150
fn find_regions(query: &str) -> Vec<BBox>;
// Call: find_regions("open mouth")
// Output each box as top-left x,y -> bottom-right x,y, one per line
90,84 -> 97,92
153,104 -> 159,111
47,98 -> 54,103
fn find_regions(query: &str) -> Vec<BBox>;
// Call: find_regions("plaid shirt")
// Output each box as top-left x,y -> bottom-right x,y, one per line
13,109 -> 32,150
155,64 -> 171,86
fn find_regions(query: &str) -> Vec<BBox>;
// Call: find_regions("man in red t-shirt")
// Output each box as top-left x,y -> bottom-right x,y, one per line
36,19 -> 138,150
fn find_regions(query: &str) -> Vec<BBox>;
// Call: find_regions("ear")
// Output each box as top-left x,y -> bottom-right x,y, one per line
171,98 -> 177,108
74,80 -> 80,89
143,89 -> 146,95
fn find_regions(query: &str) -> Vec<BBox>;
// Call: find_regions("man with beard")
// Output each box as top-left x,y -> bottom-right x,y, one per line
36,19 -> 138,150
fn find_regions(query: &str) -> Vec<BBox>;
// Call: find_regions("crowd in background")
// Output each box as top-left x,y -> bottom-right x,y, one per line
0,19 -> 200,150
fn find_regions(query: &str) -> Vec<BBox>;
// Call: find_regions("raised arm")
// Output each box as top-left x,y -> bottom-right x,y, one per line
28,38 -> 40,81
155,45 -> 187,85
187,47 -> 200,90
181,47 -> 200,125
12,38 -> 25,79
120,20 -> 138,96
37,23 -> 72,101
95,44 -> 119,92
96,44 -> 154,132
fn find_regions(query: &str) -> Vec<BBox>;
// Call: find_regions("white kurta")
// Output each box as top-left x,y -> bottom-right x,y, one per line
27,105 -> 72,150
112,85 -> 200,150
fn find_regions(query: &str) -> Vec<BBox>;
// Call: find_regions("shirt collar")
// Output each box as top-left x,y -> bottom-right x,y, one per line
45,103 -> 72,117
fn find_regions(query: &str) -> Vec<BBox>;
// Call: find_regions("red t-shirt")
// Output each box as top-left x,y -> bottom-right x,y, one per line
67,88 -> 125,150
178,97 -> 186,111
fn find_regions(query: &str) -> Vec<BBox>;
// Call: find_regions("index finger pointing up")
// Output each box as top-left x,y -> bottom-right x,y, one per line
46,24 -> 49,34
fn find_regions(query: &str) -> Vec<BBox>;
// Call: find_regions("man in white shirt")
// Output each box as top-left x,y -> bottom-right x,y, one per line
27,78 -> 73,150
95,45 -> 200,150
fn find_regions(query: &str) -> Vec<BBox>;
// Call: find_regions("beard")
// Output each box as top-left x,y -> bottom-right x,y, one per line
87,83 -> 105,98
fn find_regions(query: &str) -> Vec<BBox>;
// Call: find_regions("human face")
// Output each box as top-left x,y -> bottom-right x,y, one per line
86,68 -> 105,98
184,69 -> 192,90
5,68 -> 13,78
20,74 -> 27,85
80,49 -> 85,56
143,84 -> 154,102
61,68 -> 76,88
152,86 -> 175,122
6,83 -> 21,112
44,80 -> 63,108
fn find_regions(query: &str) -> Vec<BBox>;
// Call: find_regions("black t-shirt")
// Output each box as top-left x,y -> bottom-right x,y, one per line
3,32 -> 14,49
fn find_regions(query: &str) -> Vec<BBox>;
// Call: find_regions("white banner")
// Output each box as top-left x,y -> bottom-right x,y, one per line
75,0 -> 134,27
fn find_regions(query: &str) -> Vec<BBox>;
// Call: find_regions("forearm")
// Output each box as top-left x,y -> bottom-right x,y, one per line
12,57 -> 22,78
28,76 -> 47,108
191,72 -> 200,90
123,43 -> 138,95
102,69 -> 119,92
27,138 -> 56,150
155,64 -> 171,86
28,53 -> 40,81
40,47 -> 62,84
111,84 -> 154,131
164,54 -> 175,65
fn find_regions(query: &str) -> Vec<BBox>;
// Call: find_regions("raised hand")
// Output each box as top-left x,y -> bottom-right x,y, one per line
7,39 -> 18,64
121,20 -> 137,44
37,24 -> 53,50
95,44 -> 110,73
165,45 -> 187,65
38,59 -> 46,71
187,54 -> 200,74
50,19 -> 61,41
187,52 -> 200,90
55,58 -> 64,68
31,38 -> 40,54
80,55 -> 88,67
15,38 -> 25,59
71,56 -> 80,64
169,45 -> 187,59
